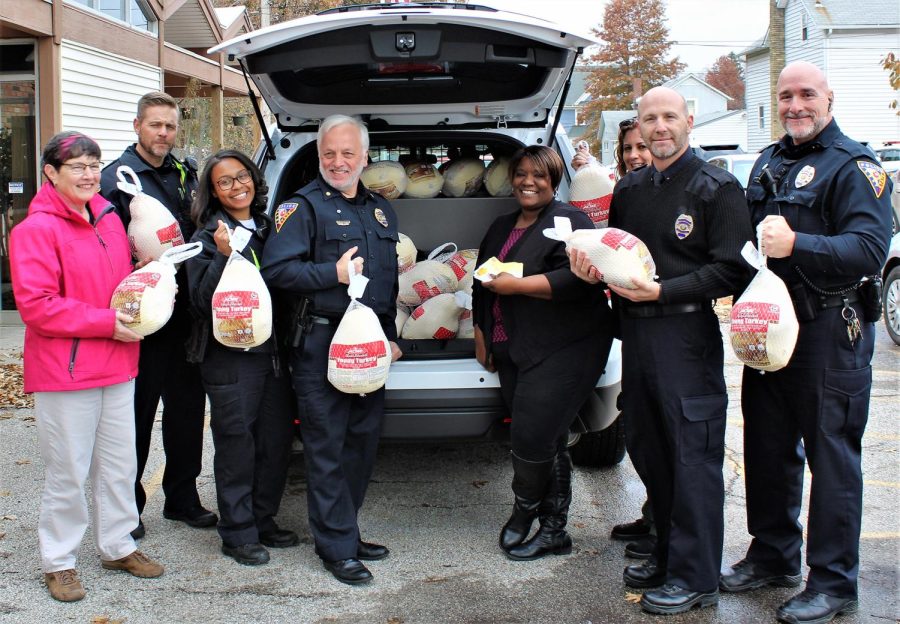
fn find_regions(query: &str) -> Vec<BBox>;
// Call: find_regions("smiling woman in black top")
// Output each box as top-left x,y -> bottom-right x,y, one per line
472,145 -> 615,560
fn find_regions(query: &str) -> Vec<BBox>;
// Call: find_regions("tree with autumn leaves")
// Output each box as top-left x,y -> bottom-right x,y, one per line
705,53 -> 745,111
580,0 -> 685,154
215,0 -> 359,26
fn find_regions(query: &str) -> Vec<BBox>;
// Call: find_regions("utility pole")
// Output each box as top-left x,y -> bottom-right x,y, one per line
260,0 -> 270,28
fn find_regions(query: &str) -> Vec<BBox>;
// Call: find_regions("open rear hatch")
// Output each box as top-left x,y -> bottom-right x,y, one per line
210,3 -> 596,131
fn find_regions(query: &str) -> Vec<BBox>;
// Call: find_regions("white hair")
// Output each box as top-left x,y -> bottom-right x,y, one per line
317,114 -> 369,153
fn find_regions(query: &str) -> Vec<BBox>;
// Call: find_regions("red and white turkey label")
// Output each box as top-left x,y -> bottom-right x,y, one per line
570,196 -> 612,228
411,306 -> 426,320
433,327 -> 455,339
118,271 -> 162,290
156,222 -> 185,246
212,291 -> 260,319
329,340 -> 389,370
601,228 -> 640,250
730,301 -> 783,367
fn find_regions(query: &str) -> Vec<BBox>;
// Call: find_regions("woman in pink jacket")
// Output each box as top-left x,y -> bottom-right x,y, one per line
10,131 -> 164,602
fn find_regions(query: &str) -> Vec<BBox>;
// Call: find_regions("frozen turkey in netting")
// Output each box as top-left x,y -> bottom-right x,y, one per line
484,157 -> 513,197
568,164 -> 615,228
441,158 -> 485,197
397,259 -> 459,307
395,305 -> 411,336
109,242 -> 203,337
401,291 -> 471,340
116,165 -> 185,260
396,232 -> 417,273
444,249 -> 479,293
403,162 -> 443,198
328,267 -> 392,394
211,238 -> 272,349
361,161 -> 408,200
544,217 -> 656,289
729,241 -> 798,372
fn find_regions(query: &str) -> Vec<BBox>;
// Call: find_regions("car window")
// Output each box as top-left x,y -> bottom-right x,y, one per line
732,160 -> 755,188
709,158 -> 727,170
877,148 -> 900,162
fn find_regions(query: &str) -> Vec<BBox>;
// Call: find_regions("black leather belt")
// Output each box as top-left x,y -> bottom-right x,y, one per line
817,291 -> 860,310
622,301 -> 709,318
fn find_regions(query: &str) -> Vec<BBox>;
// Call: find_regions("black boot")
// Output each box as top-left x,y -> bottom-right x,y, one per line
499,453 -> 555,551
506,450 -> 573,561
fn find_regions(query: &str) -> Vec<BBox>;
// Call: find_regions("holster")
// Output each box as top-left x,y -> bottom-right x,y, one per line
283,296 -> 313,352
787,281 -> 817,323
858,275 -> 883,323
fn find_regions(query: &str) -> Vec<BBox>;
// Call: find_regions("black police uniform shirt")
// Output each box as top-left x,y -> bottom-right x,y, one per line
100,144 -> 200,321
261,175 -> 400,342
610,148 -> 754,304
100,144 -> 199,243
745,119 -> 892,294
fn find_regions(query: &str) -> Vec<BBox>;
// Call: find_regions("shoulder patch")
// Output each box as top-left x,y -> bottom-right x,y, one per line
274,202 -> 299,232
856,161 -> 886,198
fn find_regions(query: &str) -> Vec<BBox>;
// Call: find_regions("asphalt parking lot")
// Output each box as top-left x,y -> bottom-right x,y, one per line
0,321 -> 897,624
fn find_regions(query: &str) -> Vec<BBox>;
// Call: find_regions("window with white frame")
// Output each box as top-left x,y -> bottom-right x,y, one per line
757,105 -> 765,130
68,0 -> 156,33
801,13 -> 808,41
686,98 -> 698,117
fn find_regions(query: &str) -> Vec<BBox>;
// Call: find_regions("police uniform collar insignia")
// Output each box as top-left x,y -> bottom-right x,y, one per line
795,165 -> 815,188
374,207 -> 388,228
336,220 -> 351,226
675,214 -> 693,240
274,202 -> 298,232
857,161 -> 887,198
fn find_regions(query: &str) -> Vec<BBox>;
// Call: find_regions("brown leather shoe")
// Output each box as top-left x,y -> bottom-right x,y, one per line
44,569 -> 86,602
101,550 -> 164,578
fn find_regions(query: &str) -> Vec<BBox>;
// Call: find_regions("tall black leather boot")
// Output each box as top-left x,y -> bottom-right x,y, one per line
499,453 -> 555,552
506,450 -> 573,561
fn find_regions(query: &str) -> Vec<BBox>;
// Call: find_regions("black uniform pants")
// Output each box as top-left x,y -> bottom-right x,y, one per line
493,332 -> 612,462
134,314 -> 207,514
291,323 -> 384,562
201,346 -> 295,548
621,310 -> 726,593
741,307 -> 874,599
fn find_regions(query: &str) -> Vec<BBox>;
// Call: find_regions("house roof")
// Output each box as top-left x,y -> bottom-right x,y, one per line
801,0 -> 900,28
662,73 -> 733,101
694,109 -> 744,127
743,29 -> 770,56
600,110 -> 636,143
564,66 -> 596,108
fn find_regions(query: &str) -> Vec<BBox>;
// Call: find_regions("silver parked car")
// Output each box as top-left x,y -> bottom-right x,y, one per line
883,232 -> 900,346
212,3 -> 625,466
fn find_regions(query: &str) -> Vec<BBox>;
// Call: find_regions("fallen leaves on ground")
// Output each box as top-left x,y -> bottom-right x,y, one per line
1,515 -> 17,521
471,480 -> 487,488
625,592 -> 642,604
14,459 -> 30,465
0,364 -> 32,409
90,617 -> 127,624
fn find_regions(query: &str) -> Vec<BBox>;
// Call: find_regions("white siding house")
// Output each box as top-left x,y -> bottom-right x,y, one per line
743,0 -> 900,149
691,110 -> 748,151
60,40 -> 162,161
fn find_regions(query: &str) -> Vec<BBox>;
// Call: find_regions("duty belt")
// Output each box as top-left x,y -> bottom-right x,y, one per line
816,291 -> 860,310
621,301 -> 710,318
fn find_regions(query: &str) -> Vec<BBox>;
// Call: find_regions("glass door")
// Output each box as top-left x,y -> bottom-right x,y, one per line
0,41 -> 38,311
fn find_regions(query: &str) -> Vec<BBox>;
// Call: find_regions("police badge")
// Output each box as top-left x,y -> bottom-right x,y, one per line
795,165 -> 815,188
675,214 -> 694,240
374,207 -> 389,227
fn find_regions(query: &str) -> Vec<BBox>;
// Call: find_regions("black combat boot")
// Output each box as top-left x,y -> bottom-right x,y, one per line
505,450 -> 573,561
499,453 -> 555,552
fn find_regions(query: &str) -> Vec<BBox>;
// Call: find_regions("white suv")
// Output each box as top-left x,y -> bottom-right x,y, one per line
212,2 -> 624,466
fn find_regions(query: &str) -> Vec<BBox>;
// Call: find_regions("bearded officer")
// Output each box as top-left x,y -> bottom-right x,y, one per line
719,62 -> 891,624
261,115 -> 402,585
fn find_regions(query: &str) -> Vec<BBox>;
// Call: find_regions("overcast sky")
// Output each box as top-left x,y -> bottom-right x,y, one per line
480,0 -> 770,73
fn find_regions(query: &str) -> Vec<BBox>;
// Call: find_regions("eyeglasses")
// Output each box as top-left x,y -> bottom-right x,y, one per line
215,169 -> 252,190
61,162 -> 102,175
619,117 -> 638,130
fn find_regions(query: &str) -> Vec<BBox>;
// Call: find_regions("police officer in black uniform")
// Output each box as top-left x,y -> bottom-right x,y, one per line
261,115 -> 401,585
571,87 -> 753,616
100,91 -> 216,538
719,62 -> 892,624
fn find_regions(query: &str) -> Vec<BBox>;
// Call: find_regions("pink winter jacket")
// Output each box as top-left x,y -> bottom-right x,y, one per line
10,181 -> 139,393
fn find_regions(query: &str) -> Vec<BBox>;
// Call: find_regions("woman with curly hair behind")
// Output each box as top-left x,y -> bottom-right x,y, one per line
186,149 -> 297,566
